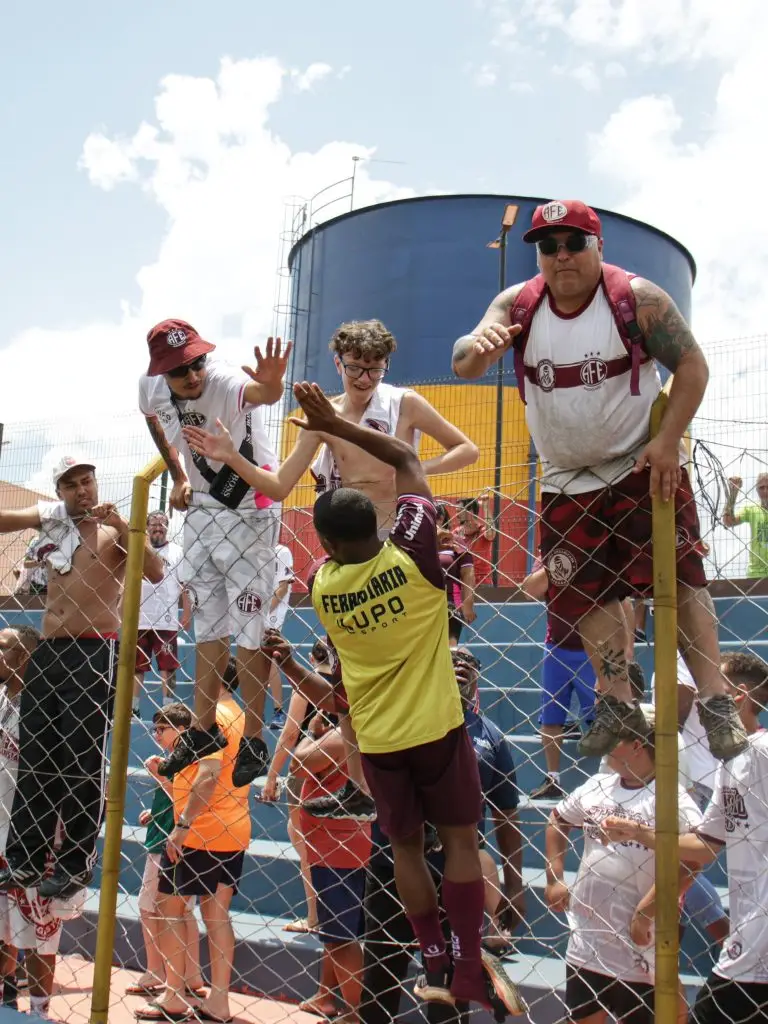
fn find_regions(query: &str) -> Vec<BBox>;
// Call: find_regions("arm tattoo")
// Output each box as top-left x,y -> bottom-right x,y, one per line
146,417 -> 183,481
633,280 -> 701,373
452,336 -> 476,364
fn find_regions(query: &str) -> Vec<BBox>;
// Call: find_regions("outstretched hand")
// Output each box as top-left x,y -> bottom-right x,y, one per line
243,337 -> 293,387
289,382 -> 340,434
182,419 -> 236,463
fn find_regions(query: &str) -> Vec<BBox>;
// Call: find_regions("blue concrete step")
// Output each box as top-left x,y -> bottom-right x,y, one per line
93,826 -> 724,977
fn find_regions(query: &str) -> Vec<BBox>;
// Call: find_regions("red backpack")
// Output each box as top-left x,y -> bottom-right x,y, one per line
508,262 -> 647,403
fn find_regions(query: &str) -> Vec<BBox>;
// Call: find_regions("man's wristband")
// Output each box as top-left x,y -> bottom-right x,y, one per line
177,817 -> 192,830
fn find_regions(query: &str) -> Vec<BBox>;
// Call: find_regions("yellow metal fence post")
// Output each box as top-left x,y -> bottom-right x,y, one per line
650,392 -> 680,1024
90,457 -> 166,1024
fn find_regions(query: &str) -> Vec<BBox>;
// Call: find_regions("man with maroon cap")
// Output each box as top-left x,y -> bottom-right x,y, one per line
139,319 -> 291,786
452,199 -> 746,762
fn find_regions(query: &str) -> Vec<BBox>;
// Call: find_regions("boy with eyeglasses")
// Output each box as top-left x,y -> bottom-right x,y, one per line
129,703 -> 203,1000
139,320 -> 291,786
453,199 -> 746,765
185,319 -> 478,538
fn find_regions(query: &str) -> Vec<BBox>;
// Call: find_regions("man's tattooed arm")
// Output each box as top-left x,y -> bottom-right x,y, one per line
145,416 -> 186,483
632,278 -> 703,373
631,278 -> 709,441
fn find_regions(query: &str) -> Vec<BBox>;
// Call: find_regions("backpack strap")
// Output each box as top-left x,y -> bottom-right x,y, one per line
508,275 -> 549,404
600,263 -> 646,397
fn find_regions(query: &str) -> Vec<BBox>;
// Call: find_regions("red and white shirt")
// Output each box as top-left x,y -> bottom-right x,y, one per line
523,287 -> 662,495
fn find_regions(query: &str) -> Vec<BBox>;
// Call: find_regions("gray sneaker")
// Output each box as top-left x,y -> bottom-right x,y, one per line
578,694 -> 647,757
697,694 -> 749,761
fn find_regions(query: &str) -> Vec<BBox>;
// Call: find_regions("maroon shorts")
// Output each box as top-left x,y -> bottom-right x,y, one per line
361,725 -> 482,841
540,467 -> 706,627
136,630 -> 180,674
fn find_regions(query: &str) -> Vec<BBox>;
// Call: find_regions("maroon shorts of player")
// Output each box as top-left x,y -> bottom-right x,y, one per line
361,725 -> 483,841
135,630 -> 180,674
540,466 -> 706,626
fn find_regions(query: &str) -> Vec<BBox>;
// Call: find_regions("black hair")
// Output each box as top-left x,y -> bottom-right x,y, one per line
313,488 -> 378,544
153,702 -> 192,728
222,656 -> 240,694
721,651 -> 768,703
435,502 -> 450,526
311,640 -> 330,664
459,498 -> 479,516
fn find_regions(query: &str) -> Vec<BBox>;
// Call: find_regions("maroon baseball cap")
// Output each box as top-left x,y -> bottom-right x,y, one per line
146,319 -> 216,376
523,200 -> 602,243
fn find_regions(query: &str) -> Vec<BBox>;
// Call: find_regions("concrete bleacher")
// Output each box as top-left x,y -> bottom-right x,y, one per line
2,594 -> 767,1022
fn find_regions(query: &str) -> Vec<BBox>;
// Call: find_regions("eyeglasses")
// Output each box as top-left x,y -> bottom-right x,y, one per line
339,359 -> 388,381
536,233 -> 596,257
167,355 -> 207,379
152,724 -> 172,735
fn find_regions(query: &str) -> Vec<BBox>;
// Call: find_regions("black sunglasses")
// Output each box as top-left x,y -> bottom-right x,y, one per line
167,355 -> 207,379
536,233 -> 593,257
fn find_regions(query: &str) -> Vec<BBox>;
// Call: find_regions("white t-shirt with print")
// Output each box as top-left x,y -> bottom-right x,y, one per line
652,654 -> 718,793
698,731 -> 768,984
272,544 -> 294,614
555,772 -> 702,984
139,541 -> 184,631
138,360 -> 277,509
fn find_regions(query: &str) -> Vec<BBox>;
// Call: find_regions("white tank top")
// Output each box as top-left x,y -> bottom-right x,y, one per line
523,287 -> 661,494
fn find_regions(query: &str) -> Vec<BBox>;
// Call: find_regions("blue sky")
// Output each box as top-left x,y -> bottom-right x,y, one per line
1,0 -> 766,532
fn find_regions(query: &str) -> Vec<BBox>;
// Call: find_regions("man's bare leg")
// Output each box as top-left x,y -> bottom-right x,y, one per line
25,952 -> 55,1018
677,585 -> 747,759
235,645 -> 270,739
150,895 -> 195,1016
576,600 -> 644,757
542,725 -> 564,776
339,714 -> 370,794
578,600 -> 633,703
198,886 -> 236,1024
194,639 -> 231,731
268,662 -> 283,714
160,670 -> 177,704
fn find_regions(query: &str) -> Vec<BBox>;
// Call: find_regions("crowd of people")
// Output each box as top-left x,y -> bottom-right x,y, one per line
0,198 -> 766,1023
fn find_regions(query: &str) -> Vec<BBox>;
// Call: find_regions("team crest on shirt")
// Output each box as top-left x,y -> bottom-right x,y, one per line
579,357 -> 607,389
541,201 -> 568,223
184,585 -> 199,613
726,940 -> 743,961
675,527 -> 690,549
167,328 -> 188,347
535,360 -> 556,392
236,590 -> 262,614
180,411 -> 206,427
723,786 -> 748,832
547,548 -> 577,586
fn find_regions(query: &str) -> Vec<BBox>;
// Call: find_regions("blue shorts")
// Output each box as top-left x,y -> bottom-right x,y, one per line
310,865 -> 367,945
539,643 -> 596,727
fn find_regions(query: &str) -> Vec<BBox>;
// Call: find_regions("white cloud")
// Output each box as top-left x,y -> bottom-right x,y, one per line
509,80 -> 534,94
604,61 -> 626,78
472,63 -> 499,87
555,60 -> 601,91
292,62 -> 334,91
0,57 -> 415,491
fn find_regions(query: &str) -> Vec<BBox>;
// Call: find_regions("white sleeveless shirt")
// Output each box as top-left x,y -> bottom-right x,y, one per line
523,286 -> 661,494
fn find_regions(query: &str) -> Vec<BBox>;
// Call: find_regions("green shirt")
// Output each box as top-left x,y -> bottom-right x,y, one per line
739,504 -> 768,578
144,786 -> 175,853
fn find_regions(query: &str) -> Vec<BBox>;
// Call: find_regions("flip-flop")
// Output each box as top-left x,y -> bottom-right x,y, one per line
195,1012 -> 233,1023
135,1004 -> 194,1022
283,918 -> 311,933
297,1003 -> 340,1019
127,984 -> 165,997
185,988 -> 208,998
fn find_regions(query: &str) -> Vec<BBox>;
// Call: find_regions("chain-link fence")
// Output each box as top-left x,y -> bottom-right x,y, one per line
0,347 -> 766,1024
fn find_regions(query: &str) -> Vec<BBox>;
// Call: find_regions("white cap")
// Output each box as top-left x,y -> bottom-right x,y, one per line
52,455 -> 96,488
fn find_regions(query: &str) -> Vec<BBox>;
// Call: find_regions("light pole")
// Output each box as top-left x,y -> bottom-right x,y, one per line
486,204 -> 519,587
